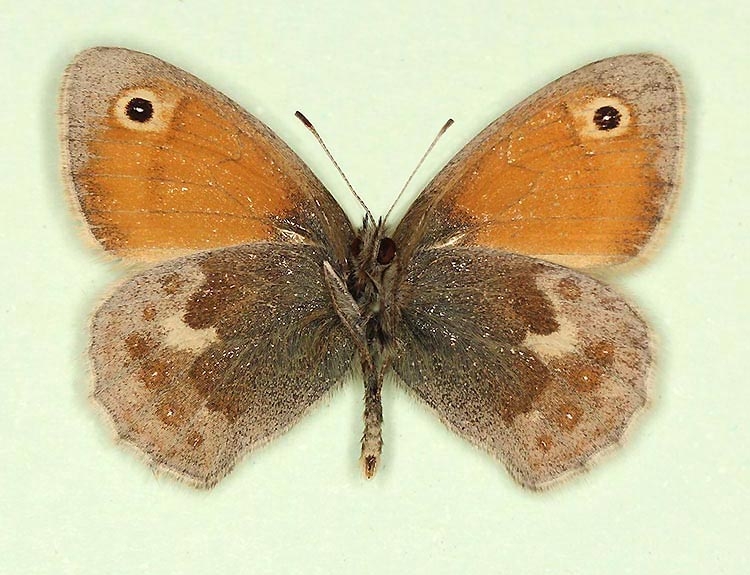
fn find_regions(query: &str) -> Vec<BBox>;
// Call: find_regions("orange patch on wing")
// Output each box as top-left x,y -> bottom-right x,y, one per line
567,364 -> 604,392
448,89 -> 666,265
556,277 -> 582,301
187,431 -> 205,448
142,305 -> 157,321
75,82 -> 297,255
587,340 -> 616,366
160,271 -> 185,295
555,402 -> 583,430
536,433 -> 553,452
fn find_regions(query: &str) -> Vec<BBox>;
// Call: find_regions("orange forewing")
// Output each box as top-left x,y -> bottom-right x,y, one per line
395,55 -> 684,268
61,48 -> 352,261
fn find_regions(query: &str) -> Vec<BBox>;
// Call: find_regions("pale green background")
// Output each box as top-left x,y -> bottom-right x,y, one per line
1,1 -> 747,573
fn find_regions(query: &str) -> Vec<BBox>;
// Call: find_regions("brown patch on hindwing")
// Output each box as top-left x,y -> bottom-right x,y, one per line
508,264 -> 652,488
89,255 -> 240,487
395,252 -> 563,429
88,242 -> 355,487
394,249 -> 652,490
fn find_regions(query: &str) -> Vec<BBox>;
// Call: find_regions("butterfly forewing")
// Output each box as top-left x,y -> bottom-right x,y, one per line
393,54 -> 684,269
61,47 -> 354,262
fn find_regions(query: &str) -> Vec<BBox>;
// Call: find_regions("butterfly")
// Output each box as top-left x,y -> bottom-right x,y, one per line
60,48 -> 684,489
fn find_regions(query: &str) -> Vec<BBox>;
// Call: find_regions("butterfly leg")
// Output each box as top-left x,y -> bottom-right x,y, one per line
323,261 -> 372,369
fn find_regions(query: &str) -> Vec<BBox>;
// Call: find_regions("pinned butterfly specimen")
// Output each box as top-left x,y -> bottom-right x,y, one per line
60,48 -> 684,489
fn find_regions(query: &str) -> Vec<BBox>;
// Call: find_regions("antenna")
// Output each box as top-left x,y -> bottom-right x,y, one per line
383,118 -> 454,224
295,111 -> 374,224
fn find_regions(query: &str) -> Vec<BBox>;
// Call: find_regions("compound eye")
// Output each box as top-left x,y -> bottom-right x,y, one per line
377,237 -> 396,265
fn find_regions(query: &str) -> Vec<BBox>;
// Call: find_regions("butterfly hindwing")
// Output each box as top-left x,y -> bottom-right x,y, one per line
91,243 -> 356,487
390,248 -> 652,488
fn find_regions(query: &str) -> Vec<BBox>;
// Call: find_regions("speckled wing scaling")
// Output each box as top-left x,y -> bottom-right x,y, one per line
61,47 -> 357,486
91,244 -> 356,487
386,54 -> 683,488
390,248 -> 652,489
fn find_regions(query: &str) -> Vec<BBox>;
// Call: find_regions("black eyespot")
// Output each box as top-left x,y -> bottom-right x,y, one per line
593,105 -> 621,131
125,97 -> 154,123
377,237 -> 396,265
350,237 -> 363,259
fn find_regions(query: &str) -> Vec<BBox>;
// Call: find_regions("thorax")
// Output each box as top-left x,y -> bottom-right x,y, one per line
345,220 -> 401,346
